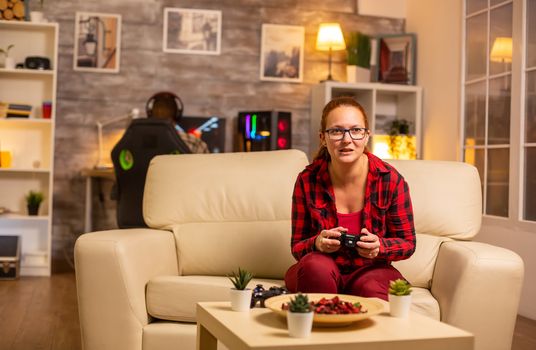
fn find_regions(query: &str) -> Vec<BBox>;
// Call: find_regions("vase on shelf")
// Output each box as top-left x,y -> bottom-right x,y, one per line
4,57 -> 15,70
30,11 -> 44,23
346,65 -> 371,83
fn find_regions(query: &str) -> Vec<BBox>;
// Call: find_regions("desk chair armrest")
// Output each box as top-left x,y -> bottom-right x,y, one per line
431,241 -> 524,350
75,228 -> 178,350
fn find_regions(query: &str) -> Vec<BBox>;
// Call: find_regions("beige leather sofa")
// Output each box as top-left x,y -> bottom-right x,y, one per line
75,150 -> 524,350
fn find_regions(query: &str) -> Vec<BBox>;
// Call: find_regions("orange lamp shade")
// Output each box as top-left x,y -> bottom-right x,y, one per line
316,23 -> 346,51
490,37 -> 512,63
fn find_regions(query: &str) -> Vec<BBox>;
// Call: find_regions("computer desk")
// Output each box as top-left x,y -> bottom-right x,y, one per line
81,167 -> 115,233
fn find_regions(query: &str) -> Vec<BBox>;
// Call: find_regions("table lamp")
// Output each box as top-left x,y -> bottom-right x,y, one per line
316,23 -> 346,82
490,36 -> 512,63
490,36 -> 512,90
95,108 -> 140,169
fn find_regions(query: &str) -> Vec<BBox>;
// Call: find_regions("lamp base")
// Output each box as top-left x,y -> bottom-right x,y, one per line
320,74 -> 337,83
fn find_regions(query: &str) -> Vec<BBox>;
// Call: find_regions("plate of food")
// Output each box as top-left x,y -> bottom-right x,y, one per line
264,293 -> 384,326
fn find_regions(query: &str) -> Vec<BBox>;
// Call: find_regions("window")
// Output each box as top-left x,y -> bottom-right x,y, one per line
463,0 -> 512,217
463,0 -> 535,223
523,0 -> 536,221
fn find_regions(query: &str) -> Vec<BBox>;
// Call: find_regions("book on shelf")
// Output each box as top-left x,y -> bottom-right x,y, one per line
4,103 -> 32,118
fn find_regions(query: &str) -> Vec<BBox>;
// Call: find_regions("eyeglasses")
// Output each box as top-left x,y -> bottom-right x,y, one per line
324,127 -> 369,141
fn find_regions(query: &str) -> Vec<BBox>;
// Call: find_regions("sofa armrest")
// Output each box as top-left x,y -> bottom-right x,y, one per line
75,228 -> 178,350
431,241 -> 524,350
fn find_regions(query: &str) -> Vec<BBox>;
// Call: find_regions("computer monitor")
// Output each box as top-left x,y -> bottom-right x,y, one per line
177,116 -> 226,153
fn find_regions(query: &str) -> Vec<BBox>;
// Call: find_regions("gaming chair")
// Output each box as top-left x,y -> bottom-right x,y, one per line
111,118 -> 191,228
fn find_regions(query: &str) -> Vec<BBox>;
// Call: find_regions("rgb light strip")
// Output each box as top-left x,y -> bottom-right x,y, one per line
245,114 -> 257,139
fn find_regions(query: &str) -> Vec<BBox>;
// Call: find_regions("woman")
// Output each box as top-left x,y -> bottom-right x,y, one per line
284,96 -> 416,301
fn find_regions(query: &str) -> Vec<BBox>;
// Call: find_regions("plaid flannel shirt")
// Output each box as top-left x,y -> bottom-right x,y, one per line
291,152 -> 416,272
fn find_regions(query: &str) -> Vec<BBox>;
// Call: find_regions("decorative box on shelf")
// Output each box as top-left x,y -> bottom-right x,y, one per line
0,235 -> 21,280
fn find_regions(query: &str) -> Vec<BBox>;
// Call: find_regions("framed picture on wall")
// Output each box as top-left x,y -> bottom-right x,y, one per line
163,8 -> 222,55
376,33 -> 416,85
260,24 -> 304,83
73,12 -> 122,73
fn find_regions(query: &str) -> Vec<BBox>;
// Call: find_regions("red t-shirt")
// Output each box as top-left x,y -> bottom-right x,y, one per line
336,210 -> 363,235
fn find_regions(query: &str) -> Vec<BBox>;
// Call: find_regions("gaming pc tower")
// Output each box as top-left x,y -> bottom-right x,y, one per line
236,111 -> 291,152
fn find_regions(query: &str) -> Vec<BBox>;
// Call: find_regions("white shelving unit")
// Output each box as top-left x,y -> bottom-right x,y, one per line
310,82 -> 423,159
0,20 -> 58,276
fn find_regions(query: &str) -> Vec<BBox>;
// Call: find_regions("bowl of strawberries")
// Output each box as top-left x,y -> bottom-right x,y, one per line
265,293 -> 384,326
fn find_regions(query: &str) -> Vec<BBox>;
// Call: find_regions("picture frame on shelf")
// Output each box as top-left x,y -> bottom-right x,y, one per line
73,12 -> 122,73
260,24 -> 304,83
163,8 -> 222,55
376,33 -> 416,85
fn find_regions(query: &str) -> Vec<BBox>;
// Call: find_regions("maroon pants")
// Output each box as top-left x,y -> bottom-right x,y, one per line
284,252 -> 404,301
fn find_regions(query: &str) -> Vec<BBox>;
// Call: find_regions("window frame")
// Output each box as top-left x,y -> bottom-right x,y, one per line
461,0 -> 536,230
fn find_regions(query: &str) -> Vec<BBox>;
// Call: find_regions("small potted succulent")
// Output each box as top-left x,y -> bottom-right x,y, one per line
388,279 -> 412,318
0,44 -> 15,70
25,190 -> 44,216
228,267 -> 254,311
286,293 -> 314,338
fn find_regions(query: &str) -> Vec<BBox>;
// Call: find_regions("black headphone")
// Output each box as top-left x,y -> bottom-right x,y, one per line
145,91 -> 184,124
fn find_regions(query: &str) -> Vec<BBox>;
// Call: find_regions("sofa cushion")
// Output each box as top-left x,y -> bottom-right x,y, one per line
388,160 -> 482,240
393,233 -> 451,288
143,150 -> 309,229
172,221 -> 296,279
147,276 -> 440,323
410,287 -> 440,320
146,276 -> 284,322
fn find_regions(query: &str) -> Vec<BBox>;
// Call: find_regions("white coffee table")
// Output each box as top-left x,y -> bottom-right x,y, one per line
196,301 -> 473,350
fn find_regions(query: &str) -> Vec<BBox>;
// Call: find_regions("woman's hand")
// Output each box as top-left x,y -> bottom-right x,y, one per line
356,228 -> 380,259
315,227 -> 345,253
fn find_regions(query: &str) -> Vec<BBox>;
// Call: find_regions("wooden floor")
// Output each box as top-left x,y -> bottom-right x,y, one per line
0,273 -> 81,350
0,273 -> 535,350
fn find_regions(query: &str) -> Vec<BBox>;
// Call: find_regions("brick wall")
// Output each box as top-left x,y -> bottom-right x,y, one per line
38,0 -> 403,271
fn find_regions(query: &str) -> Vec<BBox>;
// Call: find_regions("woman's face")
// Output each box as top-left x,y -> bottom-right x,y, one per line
320,106 -> 369,164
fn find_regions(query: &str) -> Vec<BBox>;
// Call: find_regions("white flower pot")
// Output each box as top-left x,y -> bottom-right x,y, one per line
389,294 -> 412,318
4,57 -> 15,70
229,288 -> 252,312
346,65 -> 371,83
287,311 -> 314,338
30,11 -> 44,23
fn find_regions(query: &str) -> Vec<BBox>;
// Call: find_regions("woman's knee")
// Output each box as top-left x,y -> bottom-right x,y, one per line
299,252 -> 336,273
349,266 -> 404,300
295,252 -> 340,293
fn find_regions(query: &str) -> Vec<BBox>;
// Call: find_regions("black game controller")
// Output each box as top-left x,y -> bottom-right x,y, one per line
250,284 -> 289,308
339,232 -> 367,248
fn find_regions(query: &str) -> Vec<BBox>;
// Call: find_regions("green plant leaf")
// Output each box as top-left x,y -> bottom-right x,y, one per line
25,190 -> 44,206
388,279 -> 412,296
346,32 -> 371,68
288,293 -> 312,313
227,267 -> 253,290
